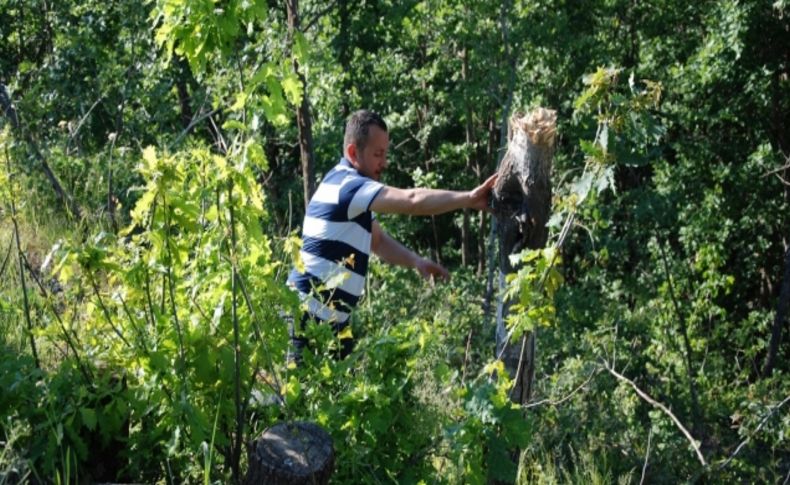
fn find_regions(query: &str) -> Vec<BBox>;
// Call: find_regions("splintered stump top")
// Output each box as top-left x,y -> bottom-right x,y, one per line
493,107 -> 557,270
244,421 -> 334,485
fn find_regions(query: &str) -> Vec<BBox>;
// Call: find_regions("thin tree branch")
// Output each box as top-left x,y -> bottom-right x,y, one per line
227,179 -> 245,484
1,84 -> 81,217
66,96 -> 104,152
640,427 -> 653,485
20,253 -> 93,382
303,0 -> 338,32
773,173 -> 790,186
0,234 -> 13,280
603,360 -> 707,466
761,158 -> 790,178
234,273 -> 286,407
5,143 -> 39,368
716,394 -> 790,471
656,235 -> 701,425
208,113 -> 228,155
88,271 -> 132,348
523,368 -> 599,409
462,326 -> 474,384
169,107 -> 220,150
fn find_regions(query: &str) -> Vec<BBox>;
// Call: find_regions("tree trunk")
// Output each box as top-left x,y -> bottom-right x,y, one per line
478,113 -> 497,276
492,108 -> 556,405
244,421 -> 334,485
286,0 -> 316,211
461,45 -> 474,267
173,56 -> 194,129
762,243 -> 790,377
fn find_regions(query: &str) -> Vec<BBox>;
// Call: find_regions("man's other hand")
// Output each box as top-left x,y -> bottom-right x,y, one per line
468,173 -> 498,211
415,257 -> 450,283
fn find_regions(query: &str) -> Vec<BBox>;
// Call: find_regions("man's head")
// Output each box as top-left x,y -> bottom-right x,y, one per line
344,110 -> 389,181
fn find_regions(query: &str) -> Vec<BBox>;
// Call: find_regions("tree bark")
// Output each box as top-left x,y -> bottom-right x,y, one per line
478,113 -> 497,276
762,243 -> 790,377
173,56 -> 194,129
286,0 -> 316,211
461,45 -> 474,267
492,108 -> 556,405
244,421 -> 334,485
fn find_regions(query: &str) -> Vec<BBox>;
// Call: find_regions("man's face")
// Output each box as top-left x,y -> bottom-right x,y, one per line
349,125 -> 389,181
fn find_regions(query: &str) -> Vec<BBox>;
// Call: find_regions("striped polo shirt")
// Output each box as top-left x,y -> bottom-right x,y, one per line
287,157 -> 384,326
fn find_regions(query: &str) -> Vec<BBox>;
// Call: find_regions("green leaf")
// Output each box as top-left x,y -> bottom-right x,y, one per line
80,407 -> 97,431
324,269 -> 349,290
486,435 -> 517,482
281,73 -> 303,106
293,31 -> 309,62
572,171 -> 594,204
230,91 -> 248,112
246,141 -> 268,171
222,119 -> 247,132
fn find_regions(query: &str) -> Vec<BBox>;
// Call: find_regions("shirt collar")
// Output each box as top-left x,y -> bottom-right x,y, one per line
338,157 -> 360,175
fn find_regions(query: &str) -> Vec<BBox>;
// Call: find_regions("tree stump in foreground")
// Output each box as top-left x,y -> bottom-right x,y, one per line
493,107 -> 557,405
244,421 -> 334,485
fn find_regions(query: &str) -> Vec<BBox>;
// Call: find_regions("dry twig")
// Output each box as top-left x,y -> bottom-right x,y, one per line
603,360 -> 707,466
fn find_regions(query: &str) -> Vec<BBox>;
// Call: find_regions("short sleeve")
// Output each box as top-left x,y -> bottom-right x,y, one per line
346,180 -> 384,219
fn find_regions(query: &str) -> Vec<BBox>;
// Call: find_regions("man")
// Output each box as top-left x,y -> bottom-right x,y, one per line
287,109 -> 496,361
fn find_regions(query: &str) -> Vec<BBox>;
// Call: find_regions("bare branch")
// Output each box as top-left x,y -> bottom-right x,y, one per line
773,172 -> 790,186
640,427 -> 653,485
763,163 -> 790,177
523,368 -> 599,409
763,151 -> 790,185
67,96 -> 104,151
603,360 -> 707,466
169,107 -> 221,150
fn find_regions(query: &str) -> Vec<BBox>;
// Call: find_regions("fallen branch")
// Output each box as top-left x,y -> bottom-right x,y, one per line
603,360 -> 707,466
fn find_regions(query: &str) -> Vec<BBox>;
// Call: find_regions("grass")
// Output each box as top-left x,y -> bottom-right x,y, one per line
518,447 -> 635,485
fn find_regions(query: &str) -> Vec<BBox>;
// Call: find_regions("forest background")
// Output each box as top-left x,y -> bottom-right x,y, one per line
0,0 -> 788,483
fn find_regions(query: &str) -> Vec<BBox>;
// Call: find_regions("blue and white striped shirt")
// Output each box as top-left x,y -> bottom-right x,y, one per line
288,157 -> 384,325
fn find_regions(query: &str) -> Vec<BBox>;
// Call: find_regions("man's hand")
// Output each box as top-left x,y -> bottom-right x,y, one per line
467,173 -> 498,211
414,257 -> 450,283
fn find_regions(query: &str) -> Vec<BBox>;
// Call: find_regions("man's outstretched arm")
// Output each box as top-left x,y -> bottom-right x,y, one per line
369,174 -> 497,216
370,220 -> 449,281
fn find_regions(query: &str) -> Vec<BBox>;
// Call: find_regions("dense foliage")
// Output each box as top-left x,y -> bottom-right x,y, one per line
1,0 -> 788,483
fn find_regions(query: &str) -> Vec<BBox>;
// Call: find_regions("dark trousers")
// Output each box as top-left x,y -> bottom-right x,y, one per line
286,312 -> 355,365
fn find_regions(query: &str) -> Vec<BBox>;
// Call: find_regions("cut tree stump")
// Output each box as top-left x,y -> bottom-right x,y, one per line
493,107 -> 557,405
244,421 -> 334,485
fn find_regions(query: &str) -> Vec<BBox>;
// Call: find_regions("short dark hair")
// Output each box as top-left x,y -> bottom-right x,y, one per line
344,110 -> 387,153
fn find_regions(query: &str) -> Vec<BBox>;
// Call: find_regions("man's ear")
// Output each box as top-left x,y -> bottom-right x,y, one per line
346,143 -> 358,164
